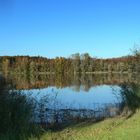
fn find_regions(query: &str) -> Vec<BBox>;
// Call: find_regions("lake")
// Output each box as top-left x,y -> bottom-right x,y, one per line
1,73 -> 140,139
4,73 -> 140,122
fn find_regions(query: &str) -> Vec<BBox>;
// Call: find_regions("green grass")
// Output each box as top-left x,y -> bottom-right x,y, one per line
31,110 -> 140,140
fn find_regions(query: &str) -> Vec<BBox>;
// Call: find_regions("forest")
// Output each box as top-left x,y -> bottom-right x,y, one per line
0,52 -> 140,75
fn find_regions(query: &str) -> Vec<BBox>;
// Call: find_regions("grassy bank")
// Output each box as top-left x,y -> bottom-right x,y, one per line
31,110 -> 140,140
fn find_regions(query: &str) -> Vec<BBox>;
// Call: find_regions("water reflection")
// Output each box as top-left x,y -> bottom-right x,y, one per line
6,73 -> 139,90
25,85 -> 121,129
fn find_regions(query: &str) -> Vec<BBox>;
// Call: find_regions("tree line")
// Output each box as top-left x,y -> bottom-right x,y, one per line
0,51 -> 140,75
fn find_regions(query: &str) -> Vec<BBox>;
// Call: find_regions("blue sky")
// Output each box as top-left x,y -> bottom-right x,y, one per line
0,0 -> 140,58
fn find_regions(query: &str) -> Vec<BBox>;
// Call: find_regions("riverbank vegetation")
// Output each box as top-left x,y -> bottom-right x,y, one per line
33,109 -> 140,140
0,79 -> 43,140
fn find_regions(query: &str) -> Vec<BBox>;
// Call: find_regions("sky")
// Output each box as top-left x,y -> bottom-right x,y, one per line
0,0 -> 140,58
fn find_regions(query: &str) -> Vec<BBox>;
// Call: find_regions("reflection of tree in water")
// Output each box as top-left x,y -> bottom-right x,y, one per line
0,78 -> 42,140
6,73 -> 139,90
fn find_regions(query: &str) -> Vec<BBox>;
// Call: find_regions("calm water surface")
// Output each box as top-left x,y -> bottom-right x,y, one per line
23,85 -> 122,110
